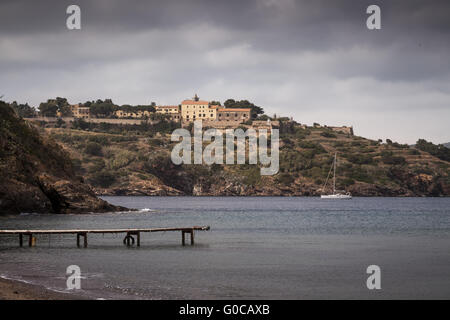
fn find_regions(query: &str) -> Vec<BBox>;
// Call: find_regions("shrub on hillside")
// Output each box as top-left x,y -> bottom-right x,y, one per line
341,177 -> 356,186
88,158 -> 105,173
294,127 -> 310,139
71,158 -> 83,173
320,131 -> 337,138
88,170 -> 116,188
243,167 -> 261,186
346,167 -> 374,183
281,137 -> 294,147
416,139 -> 450,162
298,140 -> 325,151
84,142 -> 103,156
108,150 -> 135,170
88,135 -> 110,146
276,173 -> 295,185
381,154 -> 406,165
408,149 -> 420,155
345,154 -> 374,165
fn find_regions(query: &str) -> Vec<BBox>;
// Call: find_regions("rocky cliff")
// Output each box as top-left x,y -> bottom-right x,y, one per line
0,102 -> 127,214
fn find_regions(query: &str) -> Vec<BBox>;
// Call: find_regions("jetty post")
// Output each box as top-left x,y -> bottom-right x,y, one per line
76,232 -> 88,248
181,229 -> 195,246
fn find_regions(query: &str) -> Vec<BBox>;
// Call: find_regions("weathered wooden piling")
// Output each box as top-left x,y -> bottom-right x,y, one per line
181,229 -> 195,246
76,232 -> 88,248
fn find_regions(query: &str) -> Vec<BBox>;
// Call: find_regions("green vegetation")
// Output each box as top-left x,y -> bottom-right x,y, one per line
88,170 -> 116,188
10,101 -> 36,118
276,173 -> 295,185
241,166 -> 261,186
39,97 -> 70,117
320,131 -> 337,138
223,99 -> 264,119
83,99 -> 156,118
416,139 -> 450,162
23,102 -> 447,197
83,99 -> 117,118
84,142 -> 103,156
380,151 -> 406,165
345,153 -> 375,165
70,118 -> 180,135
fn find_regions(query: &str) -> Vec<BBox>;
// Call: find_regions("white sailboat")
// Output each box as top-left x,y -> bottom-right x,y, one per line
320,152 -> 352,199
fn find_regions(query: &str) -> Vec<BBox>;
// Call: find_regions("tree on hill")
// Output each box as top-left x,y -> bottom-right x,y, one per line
55,97 -> 71,116
38,97 -> 71,117
10,101 -> 36,118
416,139 -> 450,162
39,101 -> 58,117
85,99 -> 117,118
223,99 -> 264,119
255,114 -> 271,121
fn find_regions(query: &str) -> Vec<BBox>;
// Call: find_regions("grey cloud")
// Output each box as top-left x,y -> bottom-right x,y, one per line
0,0 -> 449,143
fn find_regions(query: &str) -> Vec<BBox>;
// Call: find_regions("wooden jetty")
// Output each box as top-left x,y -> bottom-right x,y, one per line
0,226 -> 210,248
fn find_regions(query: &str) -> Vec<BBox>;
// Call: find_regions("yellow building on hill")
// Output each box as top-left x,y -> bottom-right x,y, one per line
70,104 -> 90,119
114,109 -> 152,118
216,108 -> 250,123
181,94 -> 217,121
155,105 -> 181,121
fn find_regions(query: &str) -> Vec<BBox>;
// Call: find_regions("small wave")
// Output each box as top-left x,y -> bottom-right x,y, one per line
19,212 -> 41,216
1,274 -> 34,285
1,273 -> 90,298
54,272 -> 104,280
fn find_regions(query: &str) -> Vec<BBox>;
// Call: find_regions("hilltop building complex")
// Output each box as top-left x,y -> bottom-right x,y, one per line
35,94 -> 351,134
70,104 -> 90,119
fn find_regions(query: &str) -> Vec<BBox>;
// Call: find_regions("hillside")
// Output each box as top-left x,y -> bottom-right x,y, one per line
43,120 -> 450,197
0,102 -> 126,214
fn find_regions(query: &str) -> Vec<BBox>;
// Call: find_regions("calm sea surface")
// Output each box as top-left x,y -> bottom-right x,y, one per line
0,197 -> 449,299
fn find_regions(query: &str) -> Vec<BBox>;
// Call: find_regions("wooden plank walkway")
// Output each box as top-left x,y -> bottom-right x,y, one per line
0,226 -> 210,248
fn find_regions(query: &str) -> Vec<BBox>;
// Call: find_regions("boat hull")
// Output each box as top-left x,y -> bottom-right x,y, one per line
320,194 -> 352,199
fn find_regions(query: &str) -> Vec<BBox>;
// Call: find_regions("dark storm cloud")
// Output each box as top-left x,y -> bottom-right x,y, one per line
3,1 -> 450,36
0,0 -> 449,143
1,0 -> 449,80
3,0 -> 450,37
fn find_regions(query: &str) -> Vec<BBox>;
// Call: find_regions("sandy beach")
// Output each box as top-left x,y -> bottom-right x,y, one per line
0,277 -> 89,300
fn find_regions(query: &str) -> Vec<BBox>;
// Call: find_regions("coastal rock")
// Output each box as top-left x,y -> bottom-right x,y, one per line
0,102 -> 127,214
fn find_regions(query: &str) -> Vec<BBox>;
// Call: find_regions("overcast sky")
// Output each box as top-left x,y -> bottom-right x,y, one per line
1,0 -> 449,144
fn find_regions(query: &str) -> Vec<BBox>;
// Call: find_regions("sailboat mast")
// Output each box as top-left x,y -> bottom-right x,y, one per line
333,152 -> 336,194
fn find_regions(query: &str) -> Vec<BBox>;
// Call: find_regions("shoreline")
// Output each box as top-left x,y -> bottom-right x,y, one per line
0,277 -> 89,300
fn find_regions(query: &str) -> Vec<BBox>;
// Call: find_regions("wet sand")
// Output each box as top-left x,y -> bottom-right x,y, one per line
0,277 -> 89,300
